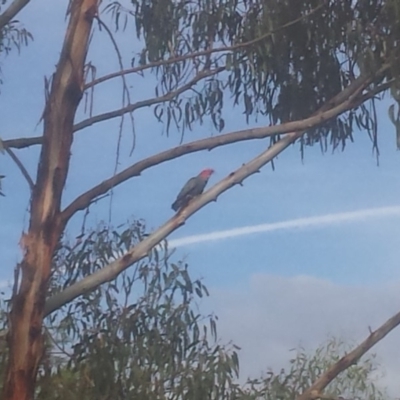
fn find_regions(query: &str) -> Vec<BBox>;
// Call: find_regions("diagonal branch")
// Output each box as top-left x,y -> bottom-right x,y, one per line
2,66 -> 392,152
72,67 -> 224,132
5,147 -> 34,190
46,133 -> 297,315
60,71 -> 383,224
0,0 -> 30,30
46,73 -> 371,315
296,309 -> 400,400
84,2 -> 326,90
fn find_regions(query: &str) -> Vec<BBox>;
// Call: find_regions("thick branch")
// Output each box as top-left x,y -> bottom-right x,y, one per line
47,74 -> 371,314
60,71 -> 379,224
0,0 -> 30,30
73,67 -> 224,132
46,132 -> 297,315
296,310 -> 400,400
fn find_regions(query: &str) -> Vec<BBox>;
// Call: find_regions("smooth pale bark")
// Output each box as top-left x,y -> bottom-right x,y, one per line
46,69 -> 375,315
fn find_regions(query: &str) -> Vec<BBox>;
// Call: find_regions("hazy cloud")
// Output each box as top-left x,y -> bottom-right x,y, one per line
206,274 -> 400,396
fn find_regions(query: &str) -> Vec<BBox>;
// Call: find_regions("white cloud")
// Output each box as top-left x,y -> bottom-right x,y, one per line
205,274 -> 400,396
169,206 -> 400,248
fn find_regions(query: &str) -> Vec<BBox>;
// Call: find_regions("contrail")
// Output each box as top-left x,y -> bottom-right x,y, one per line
169,206 -> 400,248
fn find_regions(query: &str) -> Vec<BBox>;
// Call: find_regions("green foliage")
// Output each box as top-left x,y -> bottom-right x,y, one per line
0,20 -> 32,56
0,222 -> 392,399
238,337 -> 387,400
104,0 -> 400,152
0,223 -> 392,399
39,222 -> 240,400
0,2 -> 33,90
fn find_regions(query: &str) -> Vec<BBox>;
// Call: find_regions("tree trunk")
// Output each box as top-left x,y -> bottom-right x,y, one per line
2,1 -> 98,399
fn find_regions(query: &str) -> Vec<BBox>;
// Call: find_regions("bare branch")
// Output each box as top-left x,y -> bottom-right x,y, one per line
2,136 -> 42,149
60,71 -> 382,224
46,132 -> 297,315
73,67 -> 224,132
84,2 -> 326,90
46,73 -> 372,314
296,310 -> 400,400
2,66 -> 392,152
5,147 -> 34,190
0,80 -> 387,153
0,0 -> 30,30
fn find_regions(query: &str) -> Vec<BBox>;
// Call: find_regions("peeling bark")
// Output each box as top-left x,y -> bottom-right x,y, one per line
2,1 -> 98,399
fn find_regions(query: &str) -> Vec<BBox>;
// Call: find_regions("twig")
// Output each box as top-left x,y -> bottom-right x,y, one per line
95,16 -> 135,221
73,67 -> 224,132
96,15 -> 135,144
5,147 -> 34,190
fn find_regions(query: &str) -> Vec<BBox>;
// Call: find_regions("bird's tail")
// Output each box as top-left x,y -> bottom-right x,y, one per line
171,199 -> 181,212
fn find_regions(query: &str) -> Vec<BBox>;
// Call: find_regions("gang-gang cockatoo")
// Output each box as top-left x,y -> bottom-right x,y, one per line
171,169 -> 214,212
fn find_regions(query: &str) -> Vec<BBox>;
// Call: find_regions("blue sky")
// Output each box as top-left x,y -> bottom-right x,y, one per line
1,0 -> 400,396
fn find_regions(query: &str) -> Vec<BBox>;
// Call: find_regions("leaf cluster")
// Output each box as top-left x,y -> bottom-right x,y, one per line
0,15 -> 33,89
103,0 -> 400,152
238,337 -> 387,400
0,222 -> 391,400
38,222 -> 240,400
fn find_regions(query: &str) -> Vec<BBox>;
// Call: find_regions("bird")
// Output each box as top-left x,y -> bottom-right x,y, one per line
171,169 -> 214,212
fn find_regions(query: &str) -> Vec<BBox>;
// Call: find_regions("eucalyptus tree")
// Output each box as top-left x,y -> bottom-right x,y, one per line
1,0 -> 400,399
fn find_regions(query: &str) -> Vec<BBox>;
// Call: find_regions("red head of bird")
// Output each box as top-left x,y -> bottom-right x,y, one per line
199,168 -> 214,178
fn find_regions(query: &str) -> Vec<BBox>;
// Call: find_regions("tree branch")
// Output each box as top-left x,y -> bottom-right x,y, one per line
2,65 -> 392,152
5,147 -> 34,190
84,2 -> 326,90
2,136 -> 42,149
46,73 -> 371,314
73,67 -> 224,132
60,71 -> 382,224
296,310 -> 400,400
0,4 -> 324,150
1,69 -> 223,149
46,132 -> 297,315
0,0 -> 30,30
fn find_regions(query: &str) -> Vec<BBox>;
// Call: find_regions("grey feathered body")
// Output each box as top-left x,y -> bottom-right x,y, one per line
171,175 -> 209,211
